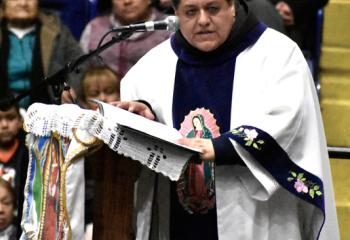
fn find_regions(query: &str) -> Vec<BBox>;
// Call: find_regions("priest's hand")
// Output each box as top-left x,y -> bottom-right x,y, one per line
109,101 -> 156,120
177,138 -> 215,161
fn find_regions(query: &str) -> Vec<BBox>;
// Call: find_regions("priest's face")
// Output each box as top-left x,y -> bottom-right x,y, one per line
175,0 -> 235,52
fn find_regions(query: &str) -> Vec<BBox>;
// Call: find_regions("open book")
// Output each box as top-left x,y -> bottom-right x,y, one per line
94,99 -> 201,153
92,99 -> 200,180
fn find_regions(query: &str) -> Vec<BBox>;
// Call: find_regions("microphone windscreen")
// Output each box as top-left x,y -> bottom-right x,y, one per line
166,16 -> 180,32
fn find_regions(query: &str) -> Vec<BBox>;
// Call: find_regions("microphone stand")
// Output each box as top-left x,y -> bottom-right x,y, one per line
1,30 -> 134,109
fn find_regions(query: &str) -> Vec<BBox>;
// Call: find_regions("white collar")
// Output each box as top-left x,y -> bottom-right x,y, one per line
8,25 -> 36,39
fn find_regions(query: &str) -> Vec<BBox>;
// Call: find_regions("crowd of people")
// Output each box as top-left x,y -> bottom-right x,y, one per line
0,0 -> 337,239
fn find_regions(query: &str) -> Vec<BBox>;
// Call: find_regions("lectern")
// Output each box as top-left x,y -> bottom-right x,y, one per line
20,103 -> 194,240
92,146 -> 140,240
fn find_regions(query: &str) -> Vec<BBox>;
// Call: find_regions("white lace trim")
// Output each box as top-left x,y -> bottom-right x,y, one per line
24,103 -> 192,181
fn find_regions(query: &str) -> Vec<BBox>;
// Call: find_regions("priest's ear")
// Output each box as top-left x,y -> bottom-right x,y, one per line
230,0 -> 236,18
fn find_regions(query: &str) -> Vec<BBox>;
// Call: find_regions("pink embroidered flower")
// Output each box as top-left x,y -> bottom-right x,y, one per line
294,179 -> 308,193
244,129 -> 258,140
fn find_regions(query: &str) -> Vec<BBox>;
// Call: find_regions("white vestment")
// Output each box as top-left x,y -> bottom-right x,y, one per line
121,28 -> 339,240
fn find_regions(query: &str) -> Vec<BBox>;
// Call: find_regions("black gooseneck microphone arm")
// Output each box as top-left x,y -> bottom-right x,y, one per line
0,30 -> 134,110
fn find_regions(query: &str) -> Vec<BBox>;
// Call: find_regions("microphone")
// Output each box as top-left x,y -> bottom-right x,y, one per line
113,16 -> 179,33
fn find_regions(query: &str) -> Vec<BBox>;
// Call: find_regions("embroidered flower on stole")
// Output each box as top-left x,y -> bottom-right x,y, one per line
288,171 -> 323,198
231,127 -> 264,150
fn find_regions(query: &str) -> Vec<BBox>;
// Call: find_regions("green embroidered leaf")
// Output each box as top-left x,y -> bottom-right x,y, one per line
291,172 -> 297,178
316,191 -> 322,196
231,130 -> 239,134
309,189 -> 315,198
287,177 -> 294,182
257,140 -> 264,144
301,178 -> 306,181
253,143 -> 260,150
238,127 -> 244,132
297,173 -> 304,179
313,185 -> 320,190
245,140 -> 253,146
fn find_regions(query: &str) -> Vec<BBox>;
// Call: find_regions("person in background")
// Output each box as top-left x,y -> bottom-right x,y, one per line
79,65 -> 121,240
158,0 -> 173,9
79,0 -> 172,79
0,0 -> 83,109
154,0 -> 174,14
0,91 -> 28,239
268,0 -> 328,54
0,178 -> 17,240
116,0 -> 339,239
245,0 -> 286,34
80,65 -> 120,110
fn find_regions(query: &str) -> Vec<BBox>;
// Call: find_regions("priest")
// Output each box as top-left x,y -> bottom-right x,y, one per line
116,0 -> 339,239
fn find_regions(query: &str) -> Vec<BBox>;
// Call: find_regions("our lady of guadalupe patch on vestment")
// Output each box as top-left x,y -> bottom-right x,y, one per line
177,108 -> 220,214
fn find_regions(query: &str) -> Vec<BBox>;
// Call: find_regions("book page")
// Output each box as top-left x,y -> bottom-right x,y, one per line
92,100 -> 201,153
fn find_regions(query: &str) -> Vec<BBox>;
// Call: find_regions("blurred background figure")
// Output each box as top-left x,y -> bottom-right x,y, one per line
0,177 -> 17,240
153,0 -> 174,14
0,0 -> 83,109
0,91 -> 29,239
80,65 -> 120,109
80,0 -> 172,78
268,0 -> 329,56
245,0 -> 286,34
79,65 -> 121,240
157,0 -> 172,9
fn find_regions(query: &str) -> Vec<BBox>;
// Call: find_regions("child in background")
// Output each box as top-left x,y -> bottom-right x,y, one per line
0,91 -> 29,239
0,178 -> 17,240
80,65 -> 120,240
81,65 -> 121,110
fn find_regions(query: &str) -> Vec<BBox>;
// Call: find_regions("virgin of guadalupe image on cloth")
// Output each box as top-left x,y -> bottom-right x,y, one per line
177,108 -> 220,214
